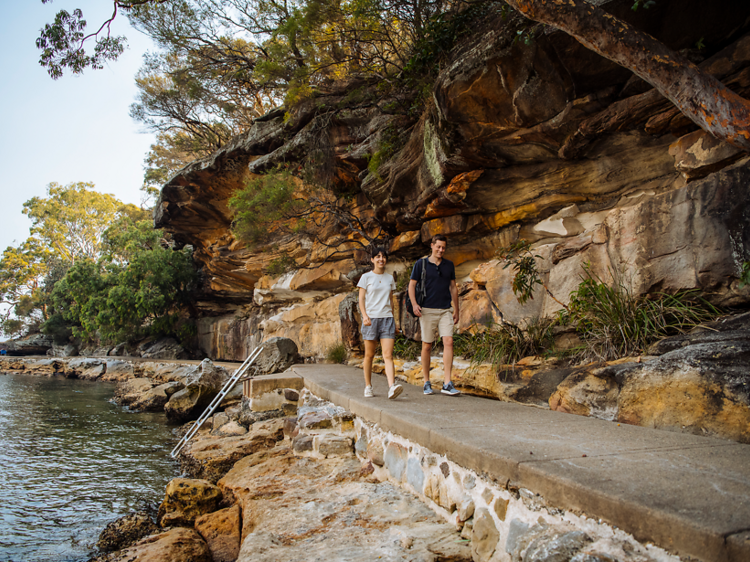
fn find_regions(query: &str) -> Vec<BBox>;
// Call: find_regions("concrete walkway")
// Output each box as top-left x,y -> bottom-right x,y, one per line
290,363 -> 750,562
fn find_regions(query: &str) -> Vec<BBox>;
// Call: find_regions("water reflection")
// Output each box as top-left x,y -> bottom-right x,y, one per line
0,372 -> 179,561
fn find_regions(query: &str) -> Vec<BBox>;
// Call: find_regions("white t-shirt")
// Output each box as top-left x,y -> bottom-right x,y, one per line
357,271 -> 396,318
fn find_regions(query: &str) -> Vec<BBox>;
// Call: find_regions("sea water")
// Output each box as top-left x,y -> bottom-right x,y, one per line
0,372 -> 179,562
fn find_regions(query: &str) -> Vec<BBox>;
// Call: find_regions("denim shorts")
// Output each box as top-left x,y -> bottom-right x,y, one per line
361,317 -> 396,340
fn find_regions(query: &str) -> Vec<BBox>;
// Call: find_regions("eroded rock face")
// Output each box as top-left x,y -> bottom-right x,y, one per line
138,338 -> 190,360
547,314 -> 750,442
158,3 -> 750,364
157,478 -> 223,528
92,527 -> 212,562
615,342 -> 750,442
95,510 -> 160,553
113,378 -> 157,407
66,358 -> 106,380
178,418 -> 285,483
194,504 -> 242,562
164,360 -> 230,422
6,333 -> 53,356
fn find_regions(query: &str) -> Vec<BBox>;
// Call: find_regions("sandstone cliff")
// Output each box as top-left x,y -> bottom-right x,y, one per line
156,0 -> 750,365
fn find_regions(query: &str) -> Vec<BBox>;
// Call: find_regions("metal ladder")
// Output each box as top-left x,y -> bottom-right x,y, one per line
170,343 -> 265,458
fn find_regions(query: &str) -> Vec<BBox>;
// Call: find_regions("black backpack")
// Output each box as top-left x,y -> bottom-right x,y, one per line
405,257 -> 427,316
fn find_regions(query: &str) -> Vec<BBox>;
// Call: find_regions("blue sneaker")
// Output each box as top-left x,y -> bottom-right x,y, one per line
441,382 -> 461,396
423,381 -> 434,395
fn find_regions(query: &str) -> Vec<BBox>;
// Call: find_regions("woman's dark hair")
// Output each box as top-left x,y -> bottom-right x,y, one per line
369,245 -> 388,260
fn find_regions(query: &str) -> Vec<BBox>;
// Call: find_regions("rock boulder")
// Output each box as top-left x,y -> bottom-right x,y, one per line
157,478 -> 223,528
7,333 -> 53,356
138,337 -> 190,360
194,504 -> 242,562
92,527 -> 212,562
247,337 -> 299,376
164,359 -> 230,422
113,378 -> 157,407
95,510 -> 160,553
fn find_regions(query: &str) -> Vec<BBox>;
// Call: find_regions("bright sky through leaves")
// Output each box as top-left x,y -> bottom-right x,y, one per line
0,0 -> 156,255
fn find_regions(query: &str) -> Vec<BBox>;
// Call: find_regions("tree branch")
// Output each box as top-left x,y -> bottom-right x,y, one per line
504,0 -> 750,150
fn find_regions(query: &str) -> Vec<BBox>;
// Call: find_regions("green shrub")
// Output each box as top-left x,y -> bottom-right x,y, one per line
265,253 -> 297,276
326,342 -> 348,364
454,318 -> 554,372
559,265 -> 721,361
740,261 -> 750,288
395,273 -> 410,292
393,334 -> 422,361
228,170 -> 299,245
367,122 -> 408,180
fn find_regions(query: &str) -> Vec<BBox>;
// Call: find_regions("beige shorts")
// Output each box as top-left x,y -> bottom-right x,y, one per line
419,308 -> 454,343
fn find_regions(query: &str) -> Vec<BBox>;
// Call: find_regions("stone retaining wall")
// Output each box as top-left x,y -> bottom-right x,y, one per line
269,386 -> 681,562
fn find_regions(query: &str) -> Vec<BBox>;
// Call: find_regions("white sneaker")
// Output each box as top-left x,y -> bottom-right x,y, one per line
364,385 -> 374,398
388,384 -> 403,399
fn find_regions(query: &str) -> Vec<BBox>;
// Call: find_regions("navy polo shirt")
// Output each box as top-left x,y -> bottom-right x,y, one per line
410,257 -> 455,309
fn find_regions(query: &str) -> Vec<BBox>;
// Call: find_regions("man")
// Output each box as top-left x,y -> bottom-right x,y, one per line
408,234 -> 461,396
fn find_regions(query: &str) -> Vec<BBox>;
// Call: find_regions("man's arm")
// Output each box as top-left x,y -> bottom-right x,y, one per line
450,279 -> 459,324
408,279 -> 422,317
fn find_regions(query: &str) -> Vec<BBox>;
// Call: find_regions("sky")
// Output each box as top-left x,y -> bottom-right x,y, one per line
0,1 -> 157,254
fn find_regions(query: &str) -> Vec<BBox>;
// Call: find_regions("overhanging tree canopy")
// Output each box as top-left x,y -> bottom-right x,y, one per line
503,0 -> 750,150
37,0 -> 750,152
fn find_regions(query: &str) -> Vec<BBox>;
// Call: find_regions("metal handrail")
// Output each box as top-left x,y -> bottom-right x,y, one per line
170,343 -> 265,458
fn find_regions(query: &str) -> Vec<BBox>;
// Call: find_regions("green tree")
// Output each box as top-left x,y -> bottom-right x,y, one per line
23,182 -> 122,264
228,168 -> 387,259
36,0 -> 161,79
0,240 -> 51,336
47,217 -> 198,344
141,131 -> 209,197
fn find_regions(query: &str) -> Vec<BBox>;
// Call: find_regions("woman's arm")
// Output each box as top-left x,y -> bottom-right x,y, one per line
390,290 -> 399,333
358,287 -> 371,326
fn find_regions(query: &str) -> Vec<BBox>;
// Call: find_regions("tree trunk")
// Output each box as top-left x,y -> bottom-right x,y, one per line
505,0 -> 750,151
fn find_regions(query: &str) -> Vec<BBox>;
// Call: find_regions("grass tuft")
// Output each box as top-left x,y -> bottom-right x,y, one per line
559,265 -> 721,361
326,342 -> 348,364
454,318 -> 554,372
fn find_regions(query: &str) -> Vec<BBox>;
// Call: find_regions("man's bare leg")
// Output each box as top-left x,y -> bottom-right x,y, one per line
442,336 -> 454,384
421,341 -> 432,383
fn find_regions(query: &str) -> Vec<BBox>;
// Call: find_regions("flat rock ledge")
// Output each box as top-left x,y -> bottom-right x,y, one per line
91,387 -> 682,562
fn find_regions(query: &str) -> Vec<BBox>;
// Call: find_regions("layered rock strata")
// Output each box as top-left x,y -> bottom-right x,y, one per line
155,1 -> 750,366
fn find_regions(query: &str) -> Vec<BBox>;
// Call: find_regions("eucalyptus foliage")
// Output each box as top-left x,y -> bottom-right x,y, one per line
46,217 -> 198,344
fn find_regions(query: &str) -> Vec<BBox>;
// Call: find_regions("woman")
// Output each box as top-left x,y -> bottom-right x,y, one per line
357,246 -> 403,399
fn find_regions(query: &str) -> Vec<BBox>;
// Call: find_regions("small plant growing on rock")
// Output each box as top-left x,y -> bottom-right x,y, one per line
498,240 -> 567,309
740,261 -> 750,288
265,253 -> 297,276
454,318 -> 555,374
393,334 -> 422,361
559,264 -> 721,361
326,342 -> 348,364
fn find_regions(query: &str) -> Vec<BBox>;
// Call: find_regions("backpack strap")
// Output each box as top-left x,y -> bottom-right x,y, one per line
419,257 -> 427,303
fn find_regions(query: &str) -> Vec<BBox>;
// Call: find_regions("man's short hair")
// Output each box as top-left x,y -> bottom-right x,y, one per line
431,234 -> 447,245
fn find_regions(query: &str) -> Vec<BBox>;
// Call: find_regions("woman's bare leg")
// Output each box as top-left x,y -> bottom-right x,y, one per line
381,338 -> 396,387
363,339 -> 377,387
